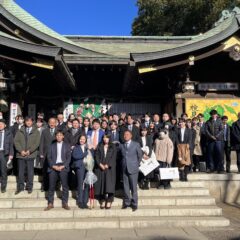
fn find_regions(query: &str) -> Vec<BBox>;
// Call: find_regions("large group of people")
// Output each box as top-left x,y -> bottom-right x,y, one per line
0,109 -> 239,212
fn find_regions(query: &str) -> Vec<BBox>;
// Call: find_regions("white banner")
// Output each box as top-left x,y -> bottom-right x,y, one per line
9,103 -> 20,126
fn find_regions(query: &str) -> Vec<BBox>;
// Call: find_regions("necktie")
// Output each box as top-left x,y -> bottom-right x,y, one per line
27,128 -> 30,134
125,142 -> 128,149
93,131 -> 98,148
50,128 -> 54,136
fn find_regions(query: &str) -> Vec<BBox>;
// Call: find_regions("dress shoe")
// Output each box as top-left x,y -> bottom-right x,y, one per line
132,206 -> 138,212
1,189 -> 6,193
121,204 -> 129,209
15,190 -> 23,195
62,204 -> 70,210
217,170 -> 225,174
44,203 -> 54,211
164,185 -> 171,190
28,189 -> 33,194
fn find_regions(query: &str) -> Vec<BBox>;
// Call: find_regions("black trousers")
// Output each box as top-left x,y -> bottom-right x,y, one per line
41,157 -> 49,191
48,169 -> 69,205
0,152 -> 8,190
17,158 -> 34,191
224,142 -> 231,172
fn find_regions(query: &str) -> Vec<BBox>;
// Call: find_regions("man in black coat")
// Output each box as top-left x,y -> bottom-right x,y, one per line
205,110 -> 224,173
231,112 -> 240,173
39,117 -> 58,191
44,131 -> 71,211
57,113 -> 66,132
120,114 -> 140,144
64,118 -> 83,149
0,119 -> 14,193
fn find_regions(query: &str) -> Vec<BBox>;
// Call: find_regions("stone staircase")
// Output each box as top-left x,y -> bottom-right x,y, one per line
0,176 -> 230,231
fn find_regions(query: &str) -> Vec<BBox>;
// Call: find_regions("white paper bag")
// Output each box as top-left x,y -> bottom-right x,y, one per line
139,156 -> 159,176
159,167 -> 179,180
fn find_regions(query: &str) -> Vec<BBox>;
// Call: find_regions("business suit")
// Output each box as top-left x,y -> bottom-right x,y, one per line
120,125 -> 141,144
47,142 -> 71,205
205,118 -> 224,172
87,129 -> 105,146
57,122 -> 67,132
64,128 -> 83,147
71,144 -> 89,207
14,126 -> 40,192
39,127 -> 57,190
0,129 -> 14,191
120,141 -> 142,208
108,129 -> 120,143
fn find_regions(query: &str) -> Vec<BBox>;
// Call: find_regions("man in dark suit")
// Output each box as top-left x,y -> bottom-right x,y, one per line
64,118 -> 83,149
205,110 -> 224,173
120,130 -> 142,211
39,117 -> 58,191
141,113 -> 152,129
0,119 -> 14,193
120,114 -> 140,144
14,117 -> 41,194
108,121 -> 120,143
222,116 -> 232,173
45,131 -> 71,211
57,113 -> 66,132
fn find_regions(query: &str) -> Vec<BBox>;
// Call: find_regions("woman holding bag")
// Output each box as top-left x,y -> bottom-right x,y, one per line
94,134 -> 117,209
71,135 -> 89,209
154,129 -> 174,189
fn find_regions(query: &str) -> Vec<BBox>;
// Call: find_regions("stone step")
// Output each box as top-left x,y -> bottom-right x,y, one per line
0,216 -> 229,231
0,206 -> 223,220
188,173 -> 240,181
0,196 -> 216,209
0,188 -> 210,199
4,181 -> 205,190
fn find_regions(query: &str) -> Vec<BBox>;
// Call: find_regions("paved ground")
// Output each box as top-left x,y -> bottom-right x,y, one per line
0,203 -> 238,240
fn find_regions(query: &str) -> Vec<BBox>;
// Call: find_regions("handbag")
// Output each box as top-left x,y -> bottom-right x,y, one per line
159,167 -> 179,180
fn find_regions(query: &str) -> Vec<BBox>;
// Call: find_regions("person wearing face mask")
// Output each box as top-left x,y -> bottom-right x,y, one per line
0,112 -> 3,120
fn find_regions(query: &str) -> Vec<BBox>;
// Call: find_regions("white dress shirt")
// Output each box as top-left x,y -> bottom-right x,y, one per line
141,136 -> 146,148
0,130 -> 5,150
180,128 -> 185,142
56,142 -> 63,164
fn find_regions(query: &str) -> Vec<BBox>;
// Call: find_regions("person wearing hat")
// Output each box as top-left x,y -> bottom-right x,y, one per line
0,119 -> 14,193
205,110 -> 224,173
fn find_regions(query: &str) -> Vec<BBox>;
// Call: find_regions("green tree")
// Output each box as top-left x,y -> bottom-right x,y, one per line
132,0 -> 240,36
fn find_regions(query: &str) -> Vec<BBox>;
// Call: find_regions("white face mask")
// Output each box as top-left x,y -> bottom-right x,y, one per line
19,119 -> 24,124
0,116 -> 3,120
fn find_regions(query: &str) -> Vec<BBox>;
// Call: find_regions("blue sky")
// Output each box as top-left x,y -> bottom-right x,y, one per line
15,0 -> 138,36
